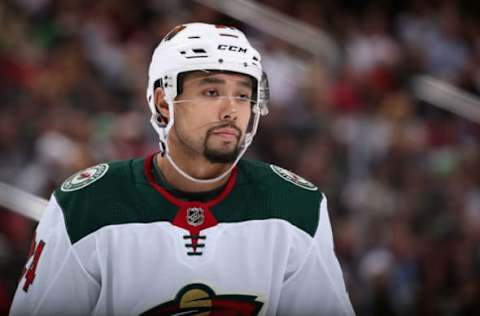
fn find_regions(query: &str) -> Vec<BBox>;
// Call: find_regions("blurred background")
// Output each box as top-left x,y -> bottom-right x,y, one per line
1,0 -> 480,315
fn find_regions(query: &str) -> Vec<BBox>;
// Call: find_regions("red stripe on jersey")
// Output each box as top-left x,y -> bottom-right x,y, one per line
143,153 -> 237,208
144,153 -> 238,253
23,240 -> 45,292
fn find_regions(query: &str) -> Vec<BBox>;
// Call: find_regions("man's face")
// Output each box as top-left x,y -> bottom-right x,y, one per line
170,71 -> 253,163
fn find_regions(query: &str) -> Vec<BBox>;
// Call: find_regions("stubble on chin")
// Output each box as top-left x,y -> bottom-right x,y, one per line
203,125 -> 242,163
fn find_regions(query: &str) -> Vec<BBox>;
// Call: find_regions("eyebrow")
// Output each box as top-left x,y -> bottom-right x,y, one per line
197,76 -> 252,89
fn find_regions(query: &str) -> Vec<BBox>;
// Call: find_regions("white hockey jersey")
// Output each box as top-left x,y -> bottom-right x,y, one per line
10,155 -> 355,316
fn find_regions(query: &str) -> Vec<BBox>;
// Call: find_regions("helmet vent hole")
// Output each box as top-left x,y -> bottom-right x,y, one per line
253,56 -> 259,61
180,51 -> 186,54
188,36 -> 200,39
218,58 -> 224,63
220,33 -> 238,38
192,48 -> 206,54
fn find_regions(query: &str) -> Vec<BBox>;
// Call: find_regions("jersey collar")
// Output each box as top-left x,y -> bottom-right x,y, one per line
143,153 -> 237,208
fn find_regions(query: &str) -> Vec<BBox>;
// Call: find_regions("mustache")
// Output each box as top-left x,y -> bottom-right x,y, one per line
206,123 -> 242,140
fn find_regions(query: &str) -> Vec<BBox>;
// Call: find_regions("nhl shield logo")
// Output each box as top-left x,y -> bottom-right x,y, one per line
187,207 -> 205,227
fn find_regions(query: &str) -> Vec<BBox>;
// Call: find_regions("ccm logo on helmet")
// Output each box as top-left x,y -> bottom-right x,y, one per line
218,44 -> 247,53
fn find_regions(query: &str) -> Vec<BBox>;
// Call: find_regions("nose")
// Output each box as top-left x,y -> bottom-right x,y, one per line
220,97 -> 238,121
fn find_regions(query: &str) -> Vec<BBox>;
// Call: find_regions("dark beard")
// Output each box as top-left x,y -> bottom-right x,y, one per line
203,124 -> 242,163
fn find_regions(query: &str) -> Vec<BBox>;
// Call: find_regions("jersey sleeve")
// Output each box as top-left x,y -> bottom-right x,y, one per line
9,194 -> 100,316
277,195 -> 355,316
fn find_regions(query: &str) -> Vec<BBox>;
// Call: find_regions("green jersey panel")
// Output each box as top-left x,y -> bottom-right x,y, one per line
55,157 -> 322,244
213,159 -> 321,236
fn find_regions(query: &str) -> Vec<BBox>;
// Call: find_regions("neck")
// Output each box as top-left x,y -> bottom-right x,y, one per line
155,152 -> 232,192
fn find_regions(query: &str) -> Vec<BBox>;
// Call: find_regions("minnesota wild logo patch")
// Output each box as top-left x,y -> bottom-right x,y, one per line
270,165 -> 318,191
140,283 -> 263,315
61,164 -> 109,192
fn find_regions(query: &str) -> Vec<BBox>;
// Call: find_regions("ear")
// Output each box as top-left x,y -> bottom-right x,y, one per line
154,87 -> 169,123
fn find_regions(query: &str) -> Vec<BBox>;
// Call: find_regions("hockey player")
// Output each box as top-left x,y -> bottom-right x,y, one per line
10,23 -> 355,316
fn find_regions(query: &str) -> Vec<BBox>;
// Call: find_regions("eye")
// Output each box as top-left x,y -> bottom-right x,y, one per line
204,89 -> 219,97
237,93 -> 251,102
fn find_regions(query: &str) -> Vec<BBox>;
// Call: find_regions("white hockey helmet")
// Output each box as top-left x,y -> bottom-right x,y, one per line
146,23 -> 269,183
147,23 -> 269,152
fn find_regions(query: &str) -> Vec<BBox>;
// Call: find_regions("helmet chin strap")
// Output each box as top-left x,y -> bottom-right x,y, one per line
163,141 -> 248,184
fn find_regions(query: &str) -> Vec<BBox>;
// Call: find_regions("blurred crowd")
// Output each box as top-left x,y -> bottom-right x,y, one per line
1,0 -> 480,315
